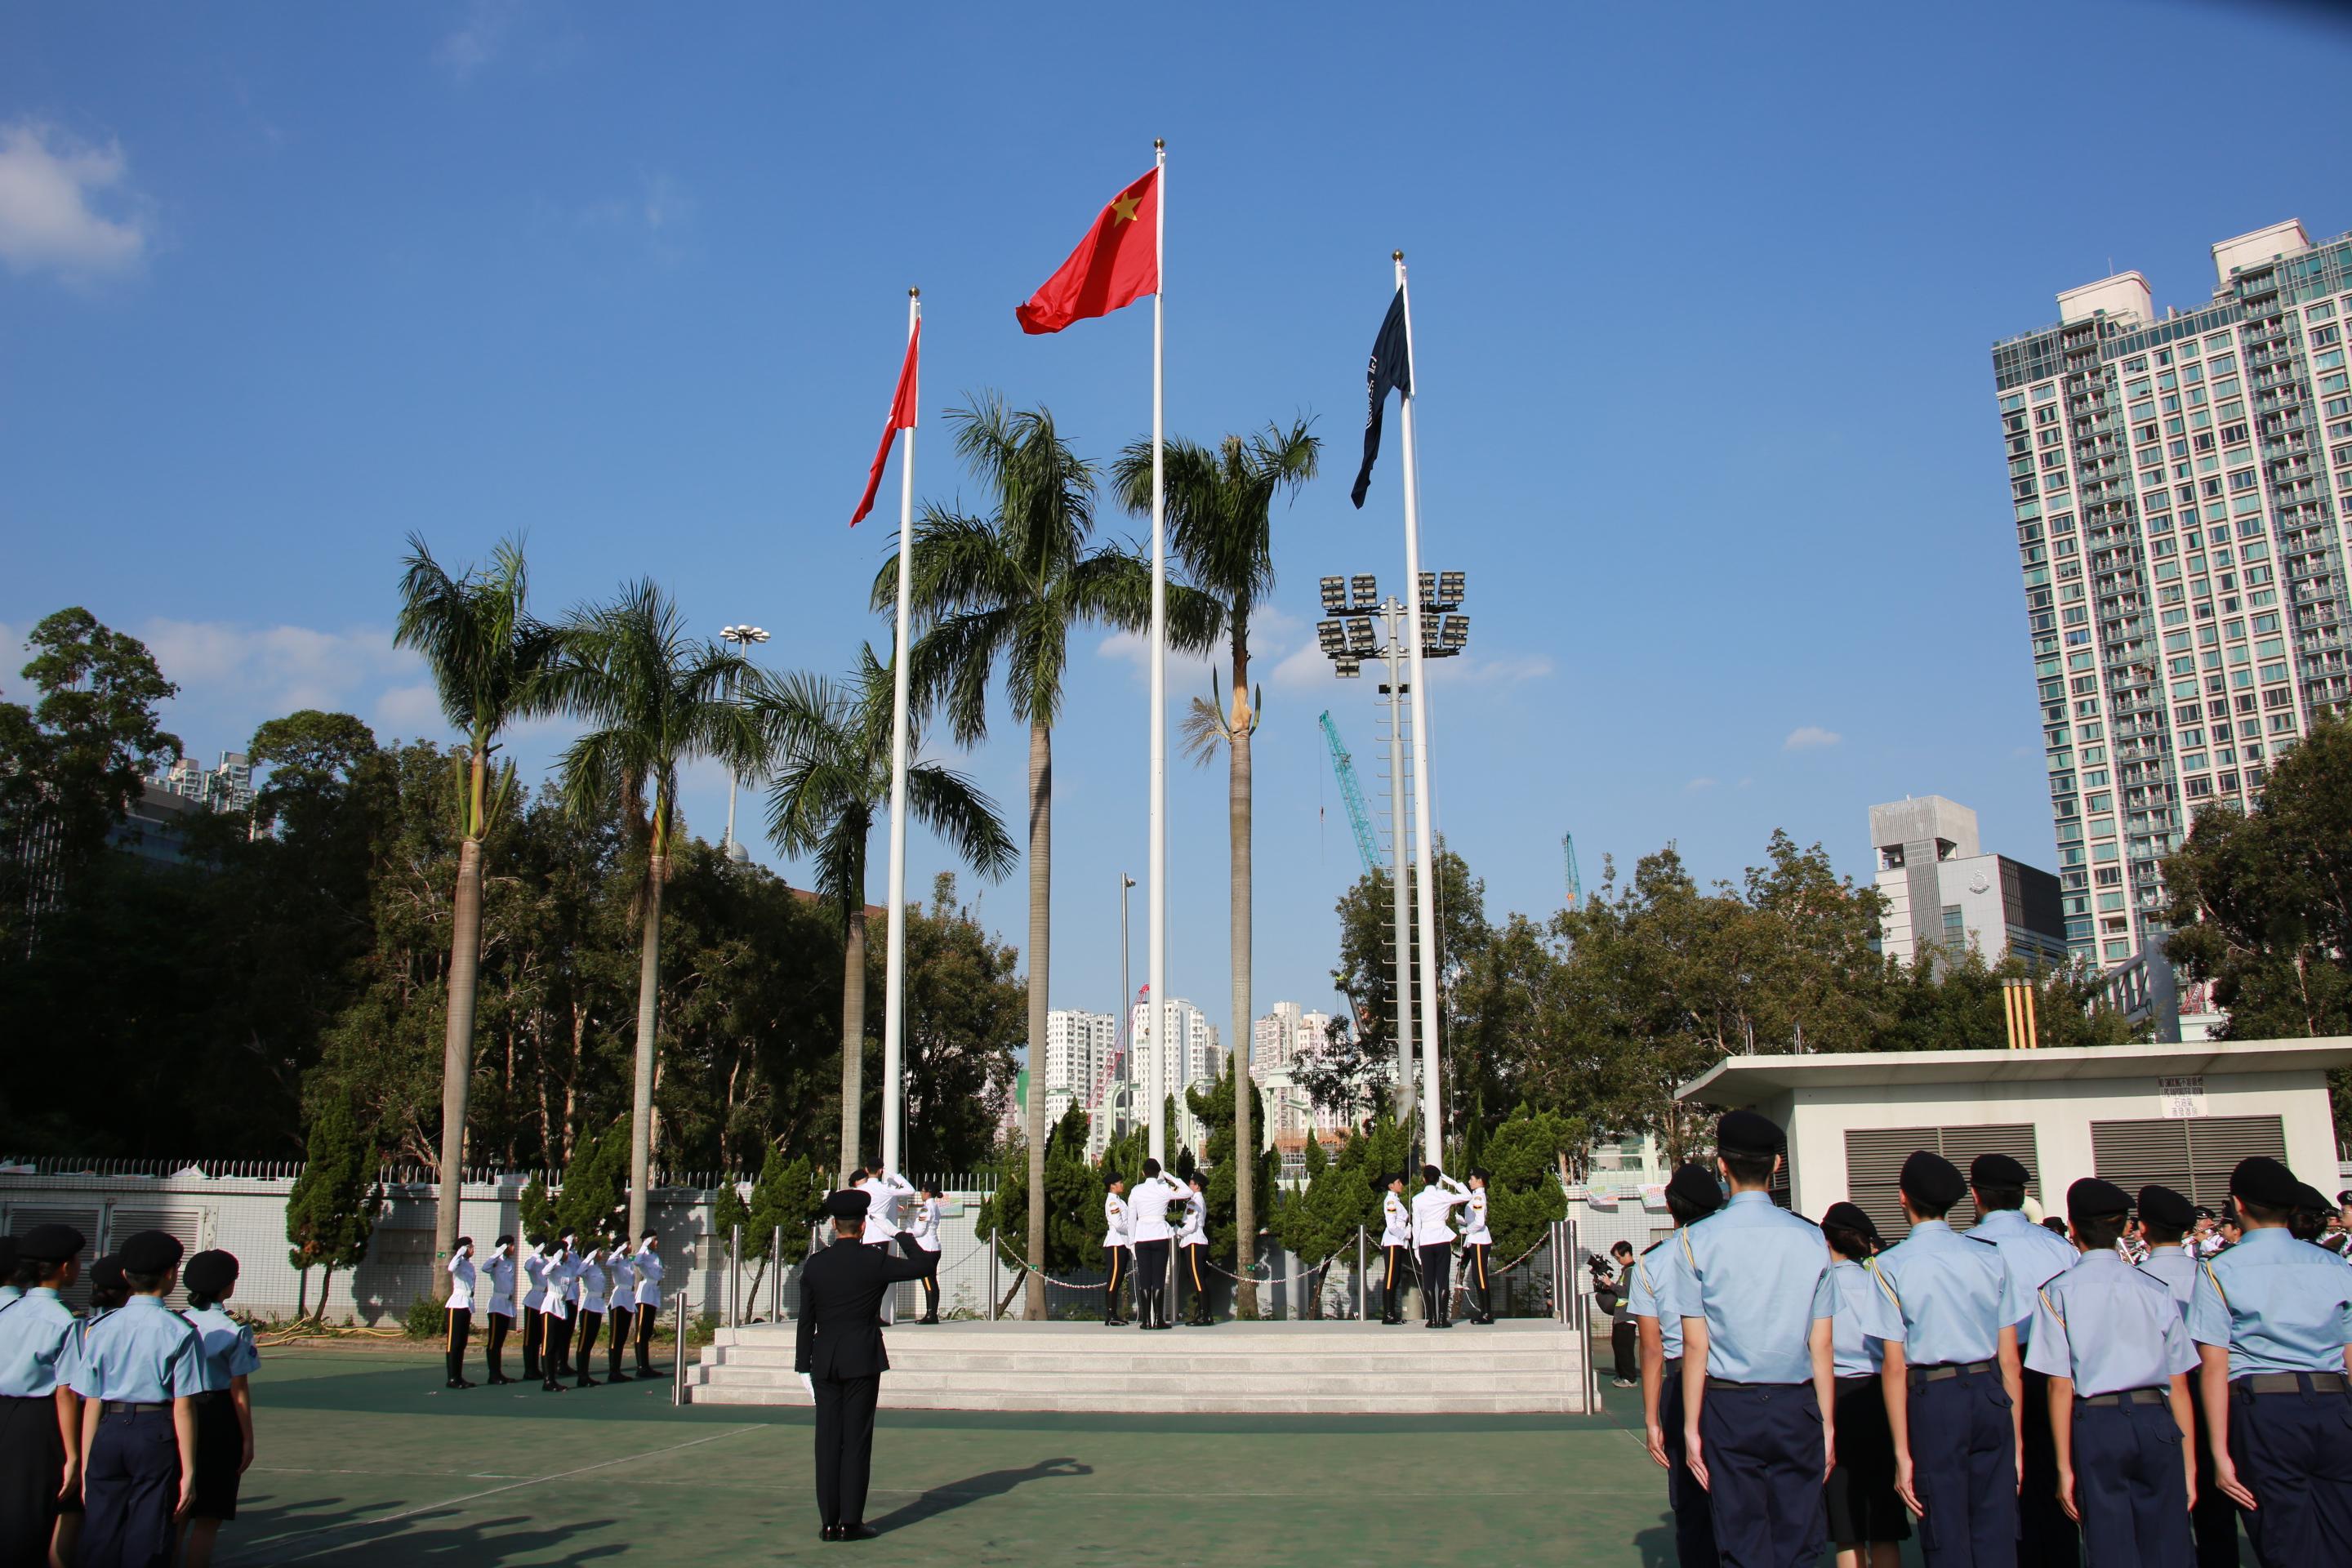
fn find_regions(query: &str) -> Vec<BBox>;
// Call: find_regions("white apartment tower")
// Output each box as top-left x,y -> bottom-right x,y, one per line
1042,1009 -> 1119,1121
1127,996 -> 1221,1108
1992,220 -> 2352,967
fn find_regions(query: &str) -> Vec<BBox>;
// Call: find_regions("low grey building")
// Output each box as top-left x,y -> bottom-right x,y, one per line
1871,795 -> 2068,969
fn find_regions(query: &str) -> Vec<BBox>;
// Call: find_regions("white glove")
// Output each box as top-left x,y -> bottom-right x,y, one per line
799,1372 -> 814,1398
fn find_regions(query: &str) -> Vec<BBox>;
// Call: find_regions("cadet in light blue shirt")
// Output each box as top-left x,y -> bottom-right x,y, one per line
0,1223 -> 87,1565
1629,1163 -> 1723,1568
1871,1151 -> 2027,1567
2026,1180 -> 2198,1568
1967,1151 -> 2082,1566
181,1250 -> 261,1563
69,1231 -> 204,1568
2187,1156 -> 2352,1567
0,1236 -> 19,1310
1668,1111 -> 1836,1568
2133,1184 -> 2199,1314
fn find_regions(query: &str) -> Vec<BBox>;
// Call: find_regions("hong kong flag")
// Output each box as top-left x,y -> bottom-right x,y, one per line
1014,167 -> 1160,335
849,318 -> 919,527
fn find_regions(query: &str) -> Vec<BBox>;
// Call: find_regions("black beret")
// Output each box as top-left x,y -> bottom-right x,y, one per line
117,1230 -> 183,1275
183,1250 -> 238,1298
1716,1110 -> 1782,1156
16,1224 -> 84,1263
2067,1178 -> 2132,1220
1971,1153 -> 2032,1188
2231,1156 -> 2301,1210
2137,1184 -> 2195,1231
1665,1163 -> 1725,1218
90,1255 -> 125,1293
1821,1200 -> 1881,1240
822,1189 -> 871,1220
1900,1151 -> 1967,1210
2293,1183 -> 2333,1215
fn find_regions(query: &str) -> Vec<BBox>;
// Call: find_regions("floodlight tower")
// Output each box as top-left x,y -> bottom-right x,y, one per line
718,624 -> 770,862
1313,571 -> 1468,1136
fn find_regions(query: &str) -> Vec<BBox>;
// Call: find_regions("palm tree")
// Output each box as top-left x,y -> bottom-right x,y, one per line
754,647 -> 1017,1183
875,394 -> 1215,1319
541,580 -> 761,1241
394,534 -> 559,1300
1114,421 -> 1320,1319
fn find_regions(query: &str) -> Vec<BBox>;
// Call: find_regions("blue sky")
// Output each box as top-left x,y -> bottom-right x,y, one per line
7,2 -> 2352,1040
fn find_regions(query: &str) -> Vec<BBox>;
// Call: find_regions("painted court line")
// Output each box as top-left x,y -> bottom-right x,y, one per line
222,1424 -> 766,1565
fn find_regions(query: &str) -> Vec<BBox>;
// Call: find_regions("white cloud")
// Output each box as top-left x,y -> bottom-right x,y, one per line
0,120 -> 148,282
436,0 -> 523,81
1783,724 -> 1842,752
1686,777 -> 1719,793
136,619 -> 428,739
1098,626 -> 1218,693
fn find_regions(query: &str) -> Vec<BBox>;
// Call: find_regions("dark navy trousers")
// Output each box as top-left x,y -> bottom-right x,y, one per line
1697,1380 -> 1825,1568
1656,1359 -> 1718,1568
2017,1369 -> 2081,1567
2228,1377 -> 2352,1568
1907,1366 -> 2018,1566
2072,1398 -> 2191,1568
78,1405 -> 180,1568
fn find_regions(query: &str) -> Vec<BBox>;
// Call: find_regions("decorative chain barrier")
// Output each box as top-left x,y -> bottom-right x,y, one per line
989,1243 -> 1110,1291
1448,1236 -> 1552,1298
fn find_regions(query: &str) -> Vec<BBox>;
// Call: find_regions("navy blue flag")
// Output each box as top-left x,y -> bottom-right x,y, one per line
1349,287 -> 1413,509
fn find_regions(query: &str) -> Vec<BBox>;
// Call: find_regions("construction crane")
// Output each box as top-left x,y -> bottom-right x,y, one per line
1318,710 -> 1382,877
1562,831 -> 1583,907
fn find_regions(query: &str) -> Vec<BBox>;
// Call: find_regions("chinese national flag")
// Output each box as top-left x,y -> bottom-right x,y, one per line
849,318 -> 920,527
1014,167 -> 1159,335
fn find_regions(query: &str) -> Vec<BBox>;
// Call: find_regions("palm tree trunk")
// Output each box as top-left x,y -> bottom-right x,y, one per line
1024,719 -> 1051,1320
1228,614 -> 1258,1318
626,855 -> 666,1241
838,899 -> 868,1184
432,831 -> 484,1303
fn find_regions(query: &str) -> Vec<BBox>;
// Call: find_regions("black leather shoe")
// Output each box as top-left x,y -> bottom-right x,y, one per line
821,1523 -> 841,1541
541,1380 -> 565,1392
576,1374 -> 599,1387
840,1523 -> 879,1540
607,1369 -> 631,1382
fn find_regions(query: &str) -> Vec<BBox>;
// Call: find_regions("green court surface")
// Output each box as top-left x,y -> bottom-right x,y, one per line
214,1347 -> 1698,1566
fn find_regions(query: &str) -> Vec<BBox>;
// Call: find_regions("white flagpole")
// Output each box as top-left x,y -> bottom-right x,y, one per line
880,287 -> 920,1178
1147,137 -> 1168,1163
1393,252 -> 1443,1164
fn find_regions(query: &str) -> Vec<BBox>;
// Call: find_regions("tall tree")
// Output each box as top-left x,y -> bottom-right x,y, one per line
755,652 -> 1014,1180
541,580 -> 760,1241
875,394 -> 1212,1318
394,536 -> 556,1296
1116,418 -> 1319,1319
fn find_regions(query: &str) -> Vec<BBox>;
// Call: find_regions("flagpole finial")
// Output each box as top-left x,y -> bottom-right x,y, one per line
1155,137 -> 1165,151
1393,250 -> 1405,261
909,286 -> 920,298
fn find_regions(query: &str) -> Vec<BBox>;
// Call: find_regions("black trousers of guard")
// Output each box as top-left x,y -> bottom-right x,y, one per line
813,1372 -> 882,1529
1180,1244 -> 1208,1321
1102,1247 -> 1128,1321
0,1395 -> 65,1565
541,1312 -> 572,1385
79,1405 -> 180,1568
1907,1365 -> 2019,1567
1655,1360 -> 1717,1568
1135,1237 -> 1171,1290
1380,1245 -> 1408,1321
1461,1242 -> 1492,1321
634,1298 -> 658,1372
2018,1368 -> 2080,1567
521,1307 -> 541,1378
2230,1375 -> 2352,1568
574,1310 -> 602,1380
2072,1396 -> 2191,1568
484,1309 -> 512,1380
606,1306 -> 631,1374
1699,1381 -> 1826,1568
1417,1244 -> 1451,1324
443,1306 -> 471,1384
897,1236 -> 941,1318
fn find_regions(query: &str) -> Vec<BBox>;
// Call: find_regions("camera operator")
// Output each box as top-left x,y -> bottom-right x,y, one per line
1592,1241 -> 1638,1388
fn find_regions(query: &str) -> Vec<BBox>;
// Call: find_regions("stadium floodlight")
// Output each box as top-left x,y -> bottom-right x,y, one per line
1441,614 -> 1469,651
1320,576 -> 1348,614
1316,619 -> 1346,655
1346,617 -> 1377,655
1438,571 -> 1466,608
1334,654 -> 1362,678
1417,571 -> 1439,612
1349,572 -> 1378,609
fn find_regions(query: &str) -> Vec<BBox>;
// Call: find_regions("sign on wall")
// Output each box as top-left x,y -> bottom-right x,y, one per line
2157,1076 -> 2208,1120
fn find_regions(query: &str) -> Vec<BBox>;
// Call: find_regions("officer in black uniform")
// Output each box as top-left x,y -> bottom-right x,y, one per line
795,1189 -> 932,1542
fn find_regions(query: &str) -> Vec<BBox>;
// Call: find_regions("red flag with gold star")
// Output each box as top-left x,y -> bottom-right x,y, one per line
1014,167 -> 1159,335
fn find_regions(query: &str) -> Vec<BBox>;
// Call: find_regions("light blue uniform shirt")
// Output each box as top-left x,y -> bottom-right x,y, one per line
1627,1237 -> 1686,1359
2025,1250 -> 2198,1396
1664,1192 -> 1835,1385
1827,1258 -> 1905,1379
2138,1244 -> 2197,1316
181,1303 -> 261,1394
0,1289 -> 82,1396
1969,1209 -> 2078,1345
67,1295 -> 205,1404
2188,1227 -> 2352,1378
1872,1218 -> 2031,1365
0,1284 -> 21,1308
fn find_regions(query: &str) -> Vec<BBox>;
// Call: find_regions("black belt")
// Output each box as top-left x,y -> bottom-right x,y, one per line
101,1401 -> 168,1414
1704,1378 -> 1804,1389
1837,1373 -> 1882,1385
2079,1386 -> 2167,1406
2239,1371 -> 2350,1396
1909,1359 -> 1996,1386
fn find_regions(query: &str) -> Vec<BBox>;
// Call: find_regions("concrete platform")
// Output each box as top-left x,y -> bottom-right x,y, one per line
687,1318 -> 1594,1414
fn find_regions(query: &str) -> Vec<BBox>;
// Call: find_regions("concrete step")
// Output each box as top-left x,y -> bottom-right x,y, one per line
679,1388 -> 1584,1414
706,1348 -> 1575,1376
693,1367 -> 1583,1395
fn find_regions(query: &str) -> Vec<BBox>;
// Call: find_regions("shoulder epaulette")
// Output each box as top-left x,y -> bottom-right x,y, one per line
2198,1257 -> 2231,1312
1862,1255 -> 1903,1312
2036,1285 -> 2066,1331
1640,1237 -> 1670,1258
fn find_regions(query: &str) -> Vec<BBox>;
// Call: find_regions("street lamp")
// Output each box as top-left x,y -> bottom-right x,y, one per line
719,624 -> 770,862
1312,573 -> 1468,1123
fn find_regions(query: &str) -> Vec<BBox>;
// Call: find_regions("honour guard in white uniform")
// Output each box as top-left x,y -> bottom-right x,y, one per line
1459,1170 -> 1495,1325
443,1238 -> 477,1389
1102,1178 -> 1132,1327
1410,1166 -> 1473,1330
1379,1174 -> 1414,1326
630,1233 -> 664,1376
1126,1159 -> 1189,1331
1178,1174 -> 1212,1325
481,1238 -> 518,1385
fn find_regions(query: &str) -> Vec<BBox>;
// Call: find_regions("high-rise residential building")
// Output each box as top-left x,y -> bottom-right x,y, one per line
1992,220 -> 2352,968
157,751 -> 256,817
1042,1009 -> 1119,1122
1869,796 -> 2068,969
1126,996 -> 1220,1106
